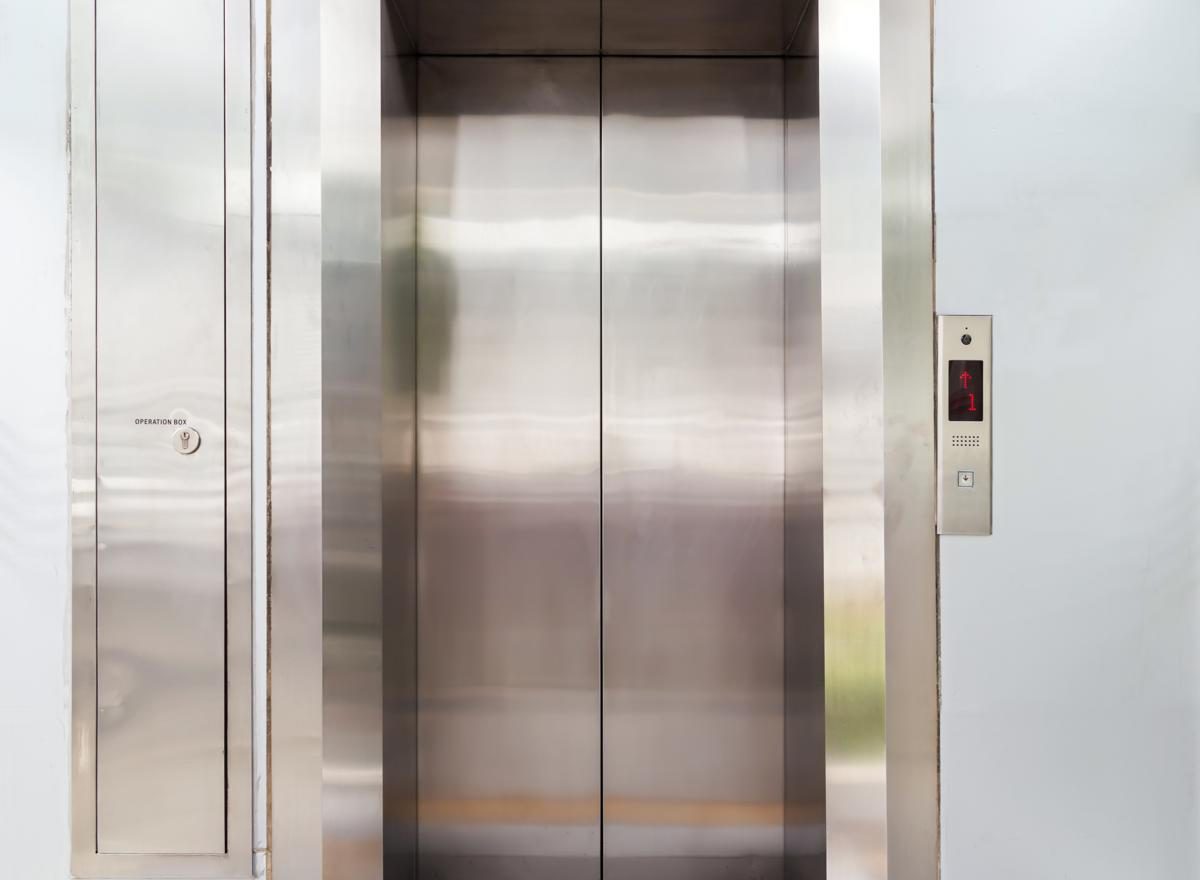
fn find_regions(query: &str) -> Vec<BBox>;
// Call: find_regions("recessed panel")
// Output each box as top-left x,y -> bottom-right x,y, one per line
603,0 -> 787,55
416,57 -> 601,880
602,58 -> 786,880
95,0 -> 228,856
417,0 -> 600,54
389,0 -> 812,55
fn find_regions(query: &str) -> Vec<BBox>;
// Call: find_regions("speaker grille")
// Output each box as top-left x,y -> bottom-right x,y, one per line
950,434 -> 982,448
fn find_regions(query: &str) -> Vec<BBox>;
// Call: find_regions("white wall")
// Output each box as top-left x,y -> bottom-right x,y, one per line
0,0 -> 71,876
936,2 -> 1200,877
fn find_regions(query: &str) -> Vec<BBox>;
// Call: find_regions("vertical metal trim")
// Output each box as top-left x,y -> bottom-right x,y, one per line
251,0 -> 271,872
784,53 -> 826,880
598,48 -> 605,880
412,49 -> 421,880
819,0 -> 937,876
880,0 -> 939,875
71,0 -> 254,875
818,0 -> 888,873
381,32 -> 419,880
69,0 -> 100,865
267,0 -> 324,875
227,1 -> 257,871
321,0 -> 384,875
271,0 -> 386,876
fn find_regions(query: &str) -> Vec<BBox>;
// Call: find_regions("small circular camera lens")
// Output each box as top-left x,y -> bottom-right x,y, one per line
961,333 -> 973,345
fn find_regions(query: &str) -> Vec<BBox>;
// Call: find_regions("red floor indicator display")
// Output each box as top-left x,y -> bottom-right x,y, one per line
948,359 -> 984,422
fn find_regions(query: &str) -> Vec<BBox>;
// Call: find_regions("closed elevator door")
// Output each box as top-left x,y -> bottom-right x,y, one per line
602,58 -> 785,880
416,58 -> 603,880
412,55 -> 807,880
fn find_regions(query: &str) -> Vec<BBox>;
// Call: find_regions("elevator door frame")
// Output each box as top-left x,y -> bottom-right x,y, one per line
267,2 -> 938,880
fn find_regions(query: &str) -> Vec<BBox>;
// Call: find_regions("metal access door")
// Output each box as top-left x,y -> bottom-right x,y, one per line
403,53 -> 822,880
70,1 -> 253,876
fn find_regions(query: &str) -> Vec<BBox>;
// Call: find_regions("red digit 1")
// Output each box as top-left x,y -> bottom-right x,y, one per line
968,393 -> 977,412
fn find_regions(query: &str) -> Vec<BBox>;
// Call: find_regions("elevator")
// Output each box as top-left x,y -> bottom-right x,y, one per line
377,4 -> 822,879
62,0 -> 935,877
45,0 -> 938,875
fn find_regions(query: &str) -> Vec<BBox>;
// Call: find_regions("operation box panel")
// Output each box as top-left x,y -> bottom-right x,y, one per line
72,1 -> 252,876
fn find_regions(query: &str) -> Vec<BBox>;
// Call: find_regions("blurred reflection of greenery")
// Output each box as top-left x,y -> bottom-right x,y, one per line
826,600 -> 886,757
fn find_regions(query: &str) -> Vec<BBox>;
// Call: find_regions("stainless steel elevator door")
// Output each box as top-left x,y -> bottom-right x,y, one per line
416,58 -> 602,880
602,59 -> 787,880
410,54 -> 804,880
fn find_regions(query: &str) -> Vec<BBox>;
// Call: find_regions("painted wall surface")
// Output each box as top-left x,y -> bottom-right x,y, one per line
936,1 -> 1200,877
0,0 -> 71,876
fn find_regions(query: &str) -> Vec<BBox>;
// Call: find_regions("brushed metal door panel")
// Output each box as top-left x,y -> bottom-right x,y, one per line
416,57 -> 602,880
94,0 -> 227,856
601,58 -> 786,880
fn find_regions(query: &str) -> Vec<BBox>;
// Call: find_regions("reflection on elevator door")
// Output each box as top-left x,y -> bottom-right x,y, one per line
406,52 -> 823,880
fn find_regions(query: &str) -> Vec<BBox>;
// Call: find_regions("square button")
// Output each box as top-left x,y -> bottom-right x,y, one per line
957,470 -> 975,489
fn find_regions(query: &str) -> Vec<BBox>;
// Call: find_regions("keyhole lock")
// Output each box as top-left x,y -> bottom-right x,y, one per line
172,426 -> 201,455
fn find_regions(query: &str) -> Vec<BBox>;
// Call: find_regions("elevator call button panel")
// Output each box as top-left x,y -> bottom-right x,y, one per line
938,315 -> 992,535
